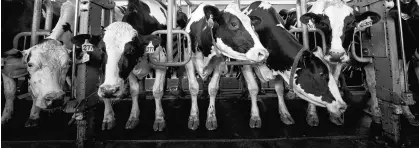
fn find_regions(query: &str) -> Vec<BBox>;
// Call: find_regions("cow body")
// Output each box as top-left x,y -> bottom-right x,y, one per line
241,1 -> 348,126
184,3 -> 269,130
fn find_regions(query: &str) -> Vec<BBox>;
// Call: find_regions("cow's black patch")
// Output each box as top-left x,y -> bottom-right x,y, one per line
62,22 -> 73,33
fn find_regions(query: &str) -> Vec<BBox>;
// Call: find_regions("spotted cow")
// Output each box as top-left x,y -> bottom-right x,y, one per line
71,0 -> 189,130
184,3 -> 269,130
240,1 -> 348,126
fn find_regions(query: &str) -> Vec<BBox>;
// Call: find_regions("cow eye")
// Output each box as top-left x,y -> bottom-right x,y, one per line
28,63 -> 34,68
231,22 -> 238,28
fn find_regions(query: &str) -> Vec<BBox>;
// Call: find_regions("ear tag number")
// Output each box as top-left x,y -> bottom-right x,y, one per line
356,17 -> 373,32
146,41 -> 155,54
82,39 -> 93,52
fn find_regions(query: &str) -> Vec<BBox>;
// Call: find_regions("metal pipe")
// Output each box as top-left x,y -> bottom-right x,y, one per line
395,0 -> 409,91
296,0 -> 302,28
300,0 -> 310,50
183,0 -> 193,6
167,0 -> 174,63
90,0 -> 115,9
351,35 -> 373,63
31,0 -> 42,46
13,32 -> 50,49
151,30 -> 191,66
288,28 -> 327,54
44,0 -> 54,31
71,0 -> 81,101
234,0 -> 240,7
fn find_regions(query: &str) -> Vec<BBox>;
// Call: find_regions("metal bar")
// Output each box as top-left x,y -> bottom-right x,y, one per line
31,0 -> 42,46
395,0 -> 409,91
183,0 -> 193,6
288,28 -> 327,54
89,0 -> 115,9
234,0 -> 240,7
299,0 -> 310,50
44,0 -> 54,31
150,30 -> 191,66
167,0 -> 174,63
71,0 -> 81,102
296,0 -> 302,28
13,32 -> 50,49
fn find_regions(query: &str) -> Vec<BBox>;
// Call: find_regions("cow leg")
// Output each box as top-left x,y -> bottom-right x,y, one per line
1,74 -> 16,126
186,60 -> 200,130
364,64 -> 381,124
101,97 -> 115,130
306,103 -> 319,126
25,94 -> 41,127
328,63 -> 345,125
274,77 -> 294,125
153,67 -> 166,131
242,65 -> 262,128
206,65 -> 221,130
402,106 -> 419,126
125,73 -> 140,129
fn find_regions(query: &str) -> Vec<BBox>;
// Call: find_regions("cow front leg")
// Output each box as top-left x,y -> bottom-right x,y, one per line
102,97 -> 115,130
126,73 -> 140,129
186,61 -> 200,130
206,66 -> 221,130
25,95 -> 41,127
364,64 -> 381,124
306,103 -> 319,126
242,65 -> 261,128
1,74 -> 16,126
274,77 -> 294,125
153,68 -> 166,131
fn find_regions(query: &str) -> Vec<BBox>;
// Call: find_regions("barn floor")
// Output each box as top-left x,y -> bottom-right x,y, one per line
1,90 -> 419,147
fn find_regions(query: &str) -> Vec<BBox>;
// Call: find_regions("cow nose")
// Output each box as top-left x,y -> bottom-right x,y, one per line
44,91 -> 65,108
100,85 -> 120,98
327,51 -> 346,62
339,103 -> 347,114
246,48 -> 268,62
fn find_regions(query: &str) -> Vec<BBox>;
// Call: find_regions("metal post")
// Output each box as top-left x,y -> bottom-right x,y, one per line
72,0 -> 81,102
299,0 -> 310,49
167,0 -> 174,63
234,0 -> 240,7
296,0 -> 302,28
44,0 -> 54,31
395,0 -> 409,91
31,0 -> 42,46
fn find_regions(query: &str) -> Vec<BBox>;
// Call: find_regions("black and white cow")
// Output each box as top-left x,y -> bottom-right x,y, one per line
184,2 -> 270,130
71,0 -> 189,131
241,0 -> 347,126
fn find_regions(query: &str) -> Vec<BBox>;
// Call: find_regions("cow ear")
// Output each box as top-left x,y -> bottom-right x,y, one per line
71,34 -> 102,47
249,15 -> 262,26
300,12 -> 321,25
355,11 -> 381,24
204,5 -> 221,25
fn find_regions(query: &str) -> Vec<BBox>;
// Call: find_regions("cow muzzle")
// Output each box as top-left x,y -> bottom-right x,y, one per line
325,51 -> 349,63
245,48 -> 269,62
326,101 -> 347,117
99,84 -> 121,98
44,91 -> 65,109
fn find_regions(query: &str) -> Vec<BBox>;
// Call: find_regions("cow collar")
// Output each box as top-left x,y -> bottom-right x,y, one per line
207,14 -> 222,57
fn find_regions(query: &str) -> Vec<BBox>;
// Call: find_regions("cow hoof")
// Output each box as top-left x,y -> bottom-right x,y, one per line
153,118 -> 166,131
280,114 -> 295,125
306,114 -> 319,126
329,115 -> 344,126
125,117 -> 140,129
249,116 -> 262,128
102,119 -> 116,130
188,115 -> 200,130
407,117 -> 419,126
24,118 -> 40,127
206,115 -> 218,130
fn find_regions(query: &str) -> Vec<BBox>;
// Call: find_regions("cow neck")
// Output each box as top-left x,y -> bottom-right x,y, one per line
207,15 -> 222,57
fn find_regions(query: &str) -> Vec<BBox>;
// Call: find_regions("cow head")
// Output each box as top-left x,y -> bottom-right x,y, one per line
300,0 -> 380,64
186,3 -> 269,62
22,39 -> 70,109
71,22 -> 161,98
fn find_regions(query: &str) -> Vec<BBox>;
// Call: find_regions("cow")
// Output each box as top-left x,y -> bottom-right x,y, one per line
71,0 -> 189,131
2,0 -> 128,127
279,0 -> 383,126
387,0 -> 419,126
239,0 -> 347,126
183,2 -> 270,130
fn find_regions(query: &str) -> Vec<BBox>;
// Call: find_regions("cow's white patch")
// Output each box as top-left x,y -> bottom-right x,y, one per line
102,22 -> 137,86
258,1 -> 272,10
46,0 -> 75,49
276,24 -> 285,28
185,3 -> 215,33
216,38 -> 248,60
140,0 -> 167,25
223,4 -> 268,62
324,5 -> 352,53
